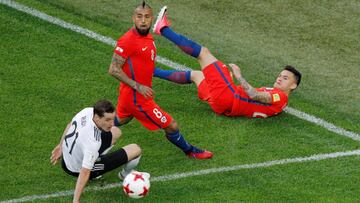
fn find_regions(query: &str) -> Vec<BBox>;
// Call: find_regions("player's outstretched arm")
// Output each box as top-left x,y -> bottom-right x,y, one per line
73,168 -> 90,203
50,122 -> 71,165
229,63 -> 272,104
108,53 -> 154,99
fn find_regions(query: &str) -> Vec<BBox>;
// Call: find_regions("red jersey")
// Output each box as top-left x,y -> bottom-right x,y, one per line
114,28 -> 173,130
229,86 -> 288,118
199,61 -> 288,118
114,28 -> 156,103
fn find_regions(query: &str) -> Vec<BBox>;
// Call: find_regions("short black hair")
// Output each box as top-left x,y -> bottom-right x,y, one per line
284,65 -> 302,87
135,0 -> 151,9
93,100 -> 115,117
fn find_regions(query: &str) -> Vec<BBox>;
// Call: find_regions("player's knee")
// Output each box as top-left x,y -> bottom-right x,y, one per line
130,143 -> 142,155
200,47 -> 211,57
198,47 -> 217,68
164,120 -> 179,133
119,116 -> 133,125
124,144 -> 142,160
191,71 -> 205,86
111,126 -> 122,144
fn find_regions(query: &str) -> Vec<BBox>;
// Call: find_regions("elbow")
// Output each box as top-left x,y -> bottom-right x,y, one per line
108,66 -> 115,76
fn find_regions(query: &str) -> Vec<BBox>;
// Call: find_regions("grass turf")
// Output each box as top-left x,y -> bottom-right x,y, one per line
1,0 -> 360,202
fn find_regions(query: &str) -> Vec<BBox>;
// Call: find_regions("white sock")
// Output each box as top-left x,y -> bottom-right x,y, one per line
121,156 -> 141,177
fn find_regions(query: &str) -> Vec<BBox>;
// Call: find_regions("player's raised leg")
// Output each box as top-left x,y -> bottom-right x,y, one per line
153,68 -> 205,87
153,6 -> 217,69
153,67 -> 192,84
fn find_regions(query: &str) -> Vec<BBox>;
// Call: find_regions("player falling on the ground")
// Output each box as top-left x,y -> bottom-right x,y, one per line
108,1 -> 212,159
152,6 -> 301,118
50,100 -> 145,203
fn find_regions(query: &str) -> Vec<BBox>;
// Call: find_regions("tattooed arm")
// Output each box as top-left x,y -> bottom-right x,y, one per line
108,53 -> 153,98
108,53 -> 135,88
228,63 -> 272,104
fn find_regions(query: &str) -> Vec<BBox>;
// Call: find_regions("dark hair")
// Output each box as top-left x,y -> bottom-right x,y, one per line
284,65 -> 301,87
93,100 -> 115,117
135,0 -> 151,9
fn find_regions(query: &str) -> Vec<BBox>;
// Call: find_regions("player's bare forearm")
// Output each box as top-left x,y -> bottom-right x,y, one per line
60,123 -> 71,145
108,53 -> 136,87
108,53 -> 154,98
50,123 -> 71,165
237,76 -> 271,103
73,168 -> 90,203
229,63 -> 271,104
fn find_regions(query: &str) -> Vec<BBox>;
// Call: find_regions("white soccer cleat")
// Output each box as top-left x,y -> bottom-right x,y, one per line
118,170 -> 130,180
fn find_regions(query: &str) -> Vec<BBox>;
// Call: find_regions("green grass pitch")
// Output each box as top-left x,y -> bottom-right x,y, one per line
1,0 -> 360,202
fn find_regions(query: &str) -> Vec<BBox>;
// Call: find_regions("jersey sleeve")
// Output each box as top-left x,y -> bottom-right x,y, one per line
114,34 -> 136,59
82,147 -> 99,170
81,134 -> 100,170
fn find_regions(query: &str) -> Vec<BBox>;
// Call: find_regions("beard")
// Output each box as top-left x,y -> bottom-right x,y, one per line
136,26 -> 150,36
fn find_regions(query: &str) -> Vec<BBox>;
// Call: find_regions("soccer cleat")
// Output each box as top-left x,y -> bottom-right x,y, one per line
118,171 -> 126,180
187,150 -> 213,159
153,6 -> 170,35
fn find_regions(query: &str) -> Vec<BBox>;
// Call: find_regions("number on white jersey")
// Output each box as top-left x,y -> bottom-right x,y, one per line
64,121 -> 80,155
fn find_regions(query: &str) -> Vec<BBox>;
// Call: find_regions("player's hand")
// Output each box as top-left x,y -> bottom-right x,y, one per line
228,63 -> 242,79
136,83 -> 154,99
51,144 -> 62,165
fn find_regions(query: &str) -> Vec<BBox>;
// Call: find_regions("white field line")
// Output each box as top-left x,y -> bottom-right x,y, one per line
1,0 -> 359,141
284,107 -> 360,141
0,0 -> 190,71
2,149 -> 360,203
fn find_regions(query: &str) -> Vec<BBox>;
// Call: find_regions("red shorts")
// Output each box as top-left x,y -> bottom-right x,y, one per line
197,61 -> 235,115
117,97 -> 173,131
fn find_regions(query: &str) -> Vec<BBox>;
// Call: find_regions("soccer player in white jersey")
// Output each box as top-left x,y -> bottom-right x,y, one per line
51,100 -> 143,203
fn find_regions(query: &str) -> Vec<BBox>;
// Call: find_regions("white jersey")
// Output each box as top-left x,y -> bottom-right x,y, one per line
62,108 -> 102,173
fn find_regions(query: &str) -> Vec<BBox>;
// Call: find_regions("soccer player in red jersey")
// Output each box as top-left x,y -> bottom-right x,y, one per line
153,6 -> 301,118
108,2 -> 212,159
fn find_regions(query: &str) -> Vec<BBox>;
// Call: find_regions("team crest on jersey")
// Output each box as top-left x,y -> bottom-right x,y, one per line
272,93 -> 281,102
161,116 -> 167,123
115,46 -> 124,53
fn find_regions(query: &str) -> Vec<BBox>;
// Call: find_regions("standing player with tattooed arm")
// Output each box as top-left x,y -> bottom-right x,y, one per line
152,6 -> 302,118
108,2 -> 212,159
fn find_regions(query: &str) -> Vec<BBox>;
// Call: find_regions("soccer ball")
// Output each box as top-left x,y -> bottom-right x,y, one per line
122,171 -> 150,199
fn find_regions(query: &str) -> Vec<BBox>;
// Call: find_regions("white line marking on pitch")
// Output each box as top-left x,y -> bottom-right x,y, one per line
2,149 -> 360,203
284,107 -> 360,141
1,0 -> 358,142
